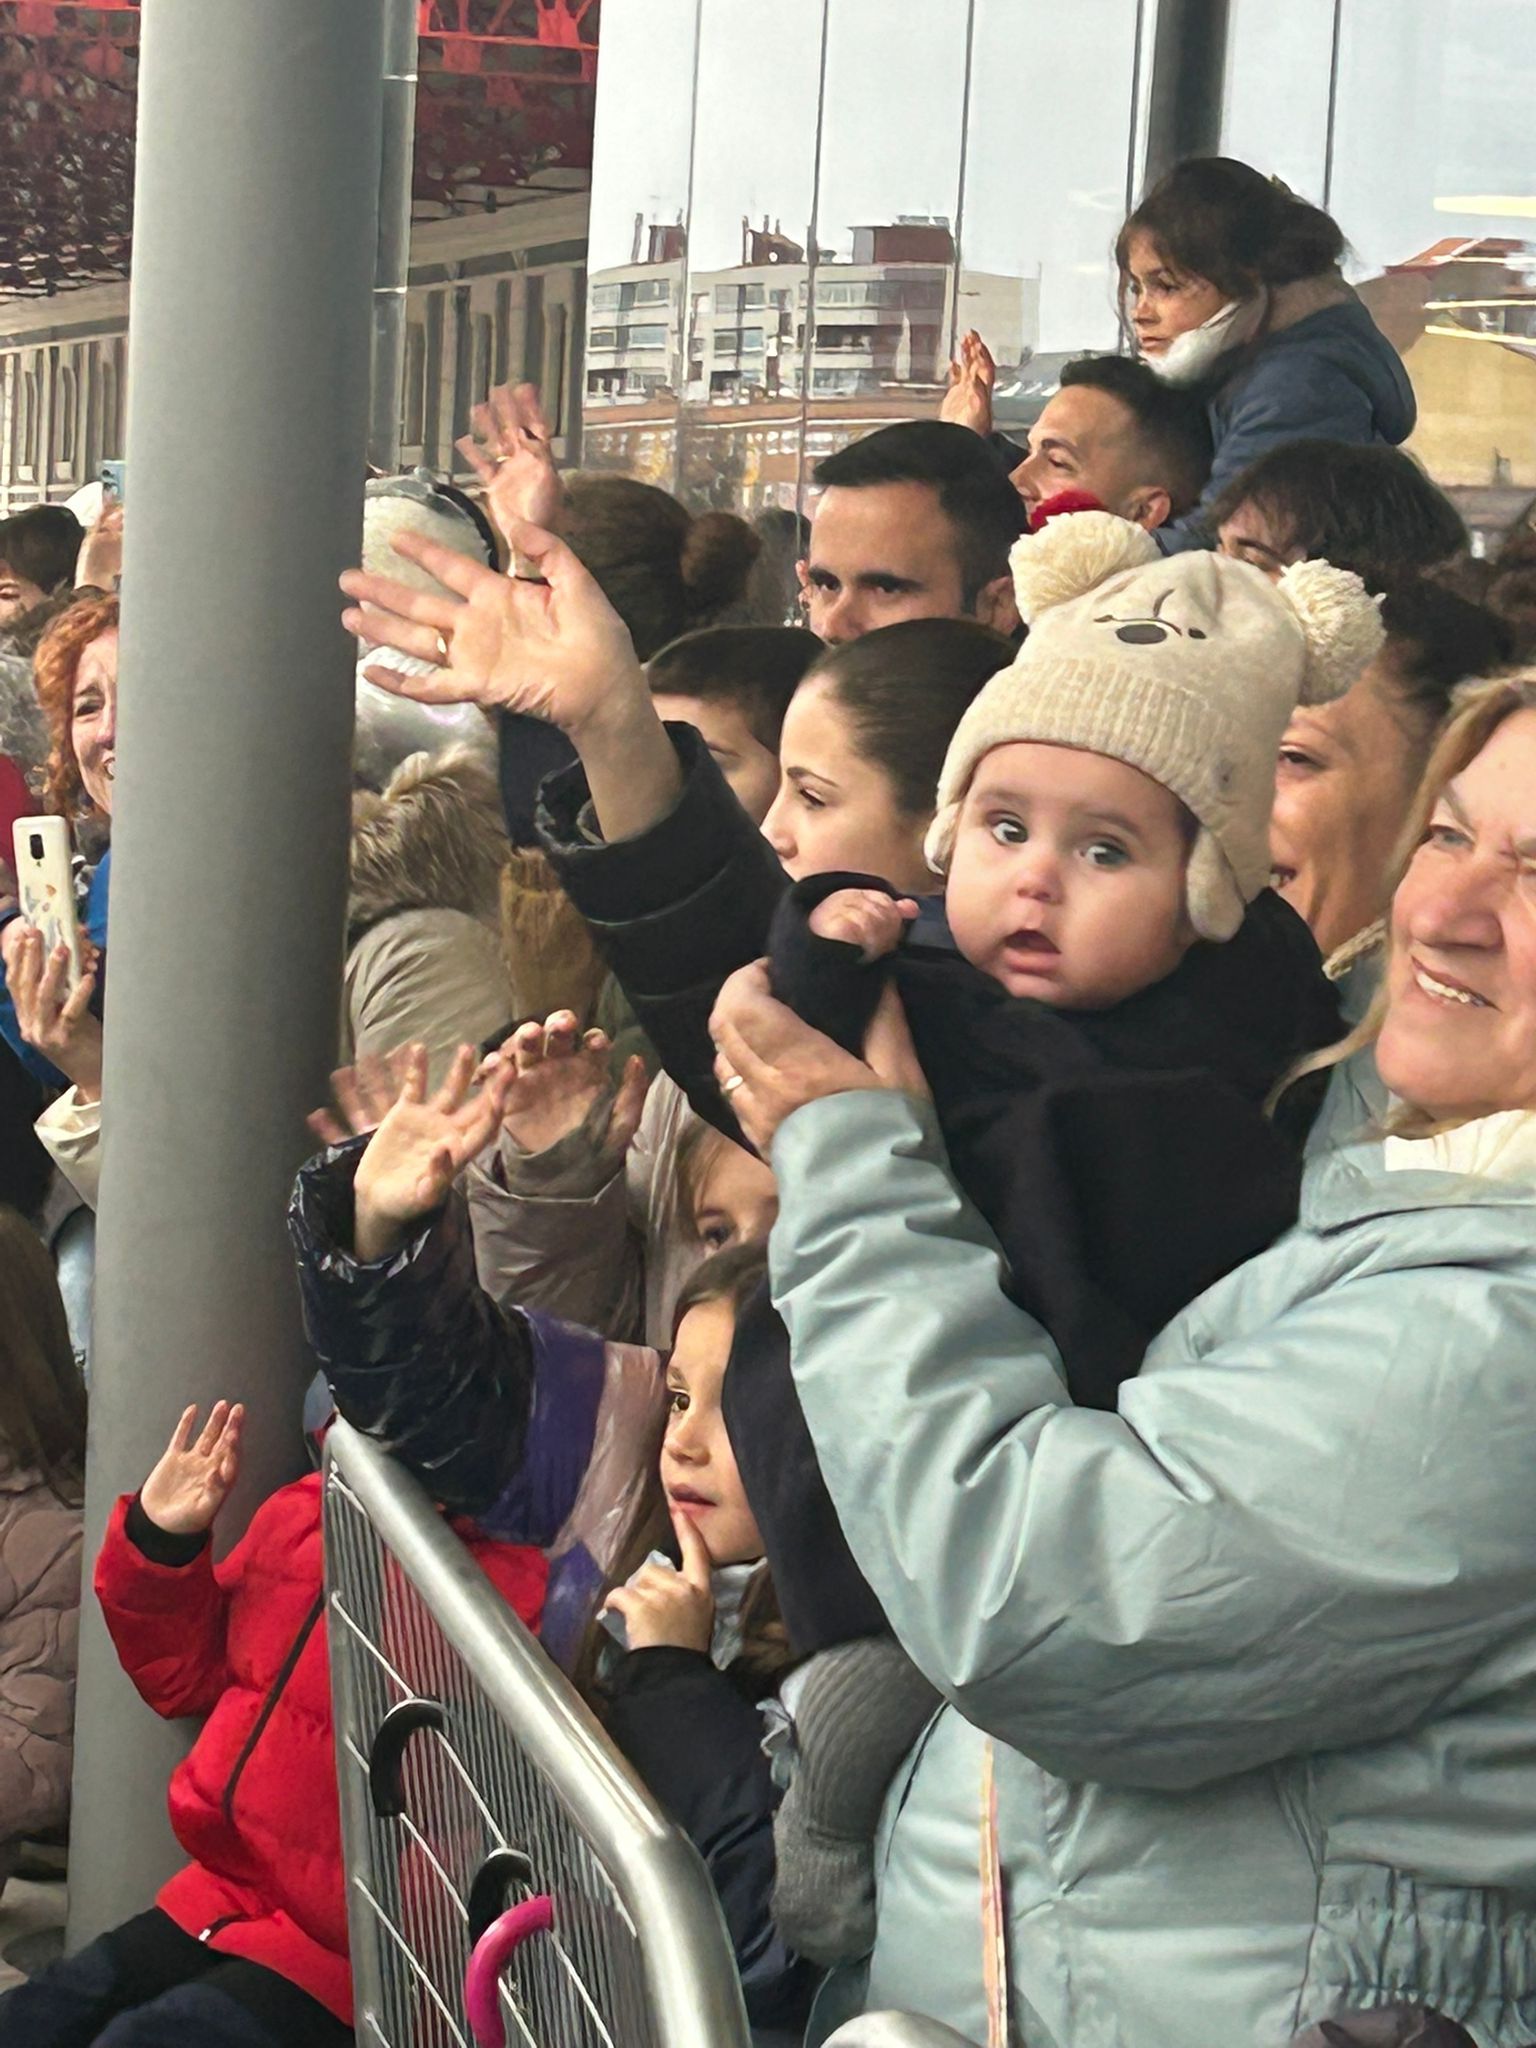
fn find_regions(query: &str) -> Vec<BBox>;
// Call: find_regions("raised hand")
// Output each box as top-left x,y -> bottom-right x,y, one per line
351,1043 -> 514,1262
491,1009 -> 649,1158
307,1047 -> 415,1149
75,497 -> 124,592
808,889 -> 919,963
939,330 -> 997,438
456,382 -> 562,553
3,924 -> 103,1099
340,518 -> 643,739
140,1401 -> 244,1537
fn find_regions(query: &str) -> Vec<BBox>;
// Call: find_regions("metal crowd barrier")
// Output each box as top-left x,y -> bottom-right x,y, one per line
323,1418 -> 752,2048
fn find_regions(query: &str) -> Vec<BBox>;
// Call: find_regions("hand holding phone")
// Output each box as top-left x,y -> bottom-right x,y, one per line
11,816 -> 83,990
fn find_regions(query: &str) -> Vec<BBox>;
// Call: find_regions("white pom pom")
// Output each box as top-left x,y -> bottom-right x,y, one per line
1008,512 -> 1160,623
1275,558 -> 1386,706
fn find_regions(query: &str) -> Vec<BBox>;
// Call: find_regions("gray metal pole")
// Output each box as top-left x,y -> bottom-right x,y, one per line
370,0 -> 420,472
67,0 -> 384,1947
1138,0 -> 1231,189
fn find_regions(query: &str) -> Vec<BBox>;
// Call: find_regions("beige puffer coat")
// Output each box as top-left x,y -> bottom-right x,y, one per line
0,1455 -> 81,1844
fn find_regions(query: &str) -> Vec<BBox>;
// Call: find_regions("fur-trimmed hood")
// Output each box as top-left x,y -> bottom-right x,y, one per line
348,745 -> 509,940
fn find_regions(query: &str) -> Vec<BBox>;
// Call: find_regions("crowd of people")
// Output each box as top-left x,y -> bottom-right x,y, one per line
0,152 -> 1535,2048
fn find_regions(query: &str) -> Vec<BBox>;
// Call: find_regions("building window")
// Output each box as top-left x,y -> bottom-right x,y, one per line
625,324 -> 669,349
632,278 -> 671,305
591,283 -> 621,311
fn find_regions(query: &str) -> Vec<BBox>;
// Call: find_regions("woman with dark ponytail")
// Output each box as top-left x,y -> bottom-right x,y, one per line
1116,156 -> 1415,553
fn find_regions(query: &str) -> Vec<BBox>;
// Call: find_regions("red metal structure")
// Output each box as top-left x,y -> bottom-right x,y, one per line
0,0 -> 599,296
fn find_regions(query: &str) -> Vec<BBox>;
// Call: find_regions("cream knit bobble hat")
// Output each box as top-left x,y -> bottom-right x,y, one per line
924,512 -> 1384,941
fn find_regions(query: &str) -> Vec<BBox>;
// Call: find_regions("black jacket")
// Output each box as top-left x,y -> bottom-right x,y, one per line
769,869 -> 1339,1411
605,1647 -> 814,2030
539,726 -> 1342,1652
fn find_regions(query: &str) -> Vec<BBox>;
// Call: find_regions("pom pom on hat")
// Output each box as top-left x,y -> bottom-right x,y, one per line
1275,556 -> 1386,706
1008,510 -> 1159,623
928,528 -> 1386,949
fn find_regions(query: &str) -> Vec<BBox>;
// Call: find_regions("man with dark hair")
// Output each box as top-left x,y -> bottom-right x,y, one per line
799,420 -> 1026,644
943,339 -> 1212,539
647,624 -> 820,824
0,504 -> 84,628
1003,356 -> 1212,534
1210,439 -> 1467,587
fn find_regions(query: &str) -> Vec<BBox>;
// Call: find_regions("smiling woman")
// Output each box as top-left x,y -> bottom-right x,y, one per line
748,661 -> 1536,2047
1270,579 -> 1514,968
1345,672 -> 1536,1128
32,592 -> 118,825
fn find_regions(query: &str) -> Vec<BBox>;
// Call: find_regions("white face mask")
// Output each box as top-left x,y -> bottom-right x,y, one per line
1142,294 -> 1266,387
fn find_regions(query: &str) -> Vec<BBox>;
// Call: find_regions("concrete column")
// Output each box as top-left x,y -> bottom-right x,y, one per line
67,0 -> 384,1946
370,0 -> 420,472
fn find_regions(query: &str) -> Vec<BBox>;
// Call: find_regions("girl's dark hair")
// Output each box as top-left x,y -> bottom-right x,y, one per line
1117,156 -> 1345,301
670,1239 -> 769,1332
574,1245 -> 793,1705
1210,440 -> 1467,587
563,477 -> 760,659
0,1207 -> 87,1505
808,617 -> 1015,817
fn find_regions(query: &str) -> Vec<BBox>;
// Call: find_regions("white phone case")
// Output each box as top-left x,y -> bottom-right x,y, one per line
11,815 -> 83,989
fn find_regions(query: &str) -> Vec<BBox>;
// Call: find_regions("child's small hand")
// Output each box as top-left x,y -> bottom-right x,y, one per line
140,1401 -> 244,1537
487,1011 -> 648,1159
352,1043 -> 513,1260
809,889 -> 919,963
601,1512 -> 716,1655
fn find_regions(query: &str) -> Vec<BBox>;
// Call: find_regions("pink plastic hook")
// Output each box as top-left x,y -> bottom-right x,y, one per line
464,1893 -> 555,2048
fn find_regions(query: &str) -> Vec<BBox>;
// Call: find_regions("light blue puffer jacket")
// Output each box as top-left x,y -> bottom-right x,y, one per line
771,1080 -> 1536,2048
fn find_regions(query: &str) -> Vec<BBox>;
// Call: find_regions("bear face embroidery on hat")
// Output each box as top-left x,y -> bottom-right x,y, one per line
1092,585 -> 1210,647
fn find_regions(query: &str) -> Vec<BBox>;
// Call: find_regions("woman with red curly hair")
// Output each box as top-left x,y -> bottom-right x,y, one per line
0,593 -> 116,1194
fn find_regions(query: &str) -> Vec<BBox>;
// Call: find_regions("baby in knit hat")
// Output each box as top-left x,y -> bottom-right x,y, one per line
763,514 -> 1383,1973
772,510 -> 1383,1405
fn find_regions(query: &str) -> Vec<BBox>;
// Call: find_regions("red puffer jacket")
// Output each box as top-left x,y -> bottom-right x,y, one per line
95,1471 -> 547,2026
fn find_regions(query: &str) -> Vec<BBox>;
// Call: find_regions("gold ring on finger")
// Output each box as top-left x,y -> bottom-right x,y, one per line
433,631 -> 451,665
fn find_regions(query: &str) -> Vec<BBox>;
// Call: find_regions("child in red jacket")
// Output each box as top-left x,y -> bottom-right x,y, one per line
0,1399 -> 546,2047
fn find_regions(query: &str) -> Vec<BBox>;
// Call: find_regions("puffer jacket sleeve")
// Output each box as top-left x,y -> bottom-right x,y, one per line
771,1090 -> 1536,1793
0,1485 -> 81,1839
289,1137 -> 538,1519
465,1102 -> 643,1338
536,723 -> 786,1141
1153,353 -> 1386,555
94,1493 -> 230,1720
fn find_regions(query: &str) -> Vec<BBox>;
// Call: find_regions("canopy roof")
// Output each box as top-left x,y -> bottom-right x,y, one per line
0,0 -> 598,297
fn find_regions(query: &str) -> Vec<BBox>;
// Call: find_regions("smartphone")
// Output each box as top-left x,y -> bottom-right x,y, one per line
10,816 -> 83,991
99,459 -> 125,506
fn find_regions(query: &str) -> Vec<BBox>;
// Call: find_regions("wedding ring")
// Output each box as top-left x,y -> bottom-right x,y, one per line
433,631 -> 450,665
721,1074 -> 745,1096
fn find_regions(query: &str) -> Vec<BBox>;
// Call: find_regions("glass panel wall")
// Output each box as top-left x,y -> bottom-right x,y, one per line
1223,0 -> 1536,549
583,0 -> 1151,530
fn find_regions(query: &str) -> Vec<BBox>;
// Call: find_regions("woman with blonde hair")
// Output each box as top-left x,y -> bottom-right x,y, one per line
708,668 -> 1536,2046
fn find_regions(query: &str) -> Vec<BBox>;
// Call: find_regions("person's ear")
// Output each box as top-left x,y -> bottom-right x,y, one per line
974,572 -> 1021,639
1125,486 -> 1173,533
794,558 -> 813,616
